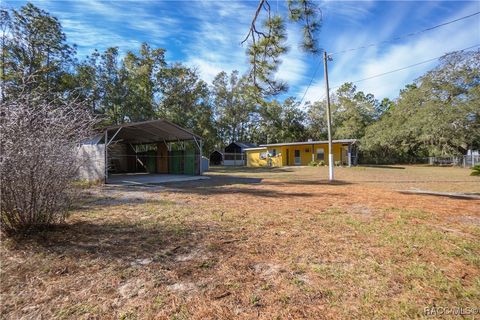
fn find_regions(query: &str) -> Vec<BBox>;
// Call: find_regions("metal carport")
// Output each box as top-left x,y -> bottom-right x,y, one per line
102,119 -> 204,184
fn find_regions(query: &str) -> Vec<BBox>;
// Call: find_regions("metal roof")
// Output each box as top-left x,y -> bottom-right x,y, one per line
243,147 -> 267,151
260,139 -> 357,147
235,142 -> 258,149
225,142 -> 258,150
102,119 -> 202,144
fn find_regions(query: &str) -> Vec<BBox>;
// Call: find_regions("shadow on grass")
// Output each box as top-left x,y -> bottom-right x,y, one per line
361,165 -> 406,170
158,175 -> 351,197
5,220 -> 218,263
171,187 -> 319,198
74,174 -> 356,211
208,166 -> 296,174
352,180 -> 477,183
263,179 -> 353,186
398,190 -> 480,200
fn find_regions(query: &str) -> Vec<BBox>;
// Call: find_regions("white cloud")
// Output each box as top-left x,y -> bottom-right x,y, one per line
275,25 -> 309,85
296,2 -> 480,105
321,0 -> 376,26
21,0 -> 181,57
182,1 -> 310,86
182,1 -> 254,83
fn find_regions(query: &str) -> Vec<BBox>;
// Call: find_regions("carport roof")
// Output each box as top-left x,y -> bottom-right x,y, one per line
103,119 -> 202,144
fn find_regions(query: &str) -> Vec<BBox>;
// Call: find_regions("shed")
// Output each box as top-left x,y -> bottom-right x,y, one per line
209,150 -> 224,165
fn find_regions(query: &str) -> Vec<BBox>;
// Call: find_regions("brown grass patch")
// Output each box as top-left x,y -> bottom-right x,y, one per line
1,166 -> 479,319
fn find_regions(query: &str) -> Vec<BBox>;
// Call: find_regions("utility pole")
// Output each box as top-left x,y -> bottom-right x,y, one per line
323,51 -> 334,181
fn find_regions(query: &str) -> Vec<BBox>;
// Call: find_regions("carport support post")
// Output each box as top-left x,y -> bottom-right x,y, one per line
192,136 -> 203,174
103,127 -> 122,182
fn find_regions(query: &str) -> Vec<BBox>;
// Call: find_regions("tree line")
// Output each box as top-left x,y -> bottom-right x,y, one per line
2,3 -> 479,162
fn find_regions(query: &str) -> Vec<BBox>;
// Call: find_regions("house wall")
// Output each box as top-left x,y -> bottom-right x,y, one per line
246,149 -> 282,167
276,143 -> 344,166
246,149 -> 267,167
246,143 -> 351,167
76,144 -> 105,182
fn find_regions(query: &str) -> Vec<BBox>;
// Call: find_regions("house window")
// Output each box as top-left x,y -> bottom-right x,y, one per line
260,152 -> 267,160
316,148 -> 325,161
270,149 -> 277,156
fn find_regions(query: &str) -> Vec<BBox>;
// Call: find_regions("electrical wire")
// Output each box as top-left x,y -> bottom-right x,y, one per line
298,61 -> 322,105
306,43 -> 480,103
330,11 -> 480,55
298,11 -> 480,104
330,44 -> 480,90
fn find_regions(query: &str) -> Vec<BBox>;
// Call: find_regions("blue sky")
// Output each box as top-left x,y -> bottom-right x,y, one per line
5,0 -> 480,103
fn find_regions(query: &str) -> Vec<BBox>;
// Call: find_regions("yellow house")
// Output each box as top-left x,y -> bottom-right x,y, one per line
245,139 -> 357,167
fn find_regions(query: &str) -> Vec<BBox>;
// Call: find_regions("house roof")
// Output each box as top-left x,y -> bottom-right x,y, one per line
101,119 -> 201,144
243,147 -> 267,151
260,139 -> 357,147
225,142 -> 258,151
236,142 -> 258,149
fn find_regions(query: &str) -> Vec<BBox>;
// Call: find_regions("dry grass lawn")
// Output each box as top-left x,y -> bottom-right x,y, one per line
1,165 -> 479,319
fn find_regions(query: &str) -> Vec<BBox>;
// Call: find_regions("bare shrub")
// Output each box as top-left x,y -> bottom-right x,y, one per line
0,92 -> 96,234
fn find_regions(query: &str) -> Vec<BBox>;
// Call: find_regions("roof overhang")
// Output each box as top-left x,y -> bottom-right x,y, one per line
260,139 -> 357,147
244,147 -> 268,151
102,119 -> 201,144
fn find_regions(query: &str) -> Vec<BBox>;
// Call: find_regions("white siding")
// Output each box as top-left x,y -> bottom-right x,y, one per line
76,144 -> 105,182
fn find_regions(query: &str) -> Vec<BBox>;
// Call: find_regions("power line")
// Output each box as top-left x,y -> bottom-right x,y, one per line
330,11 -> 480,55
330,44 -> 480,90
309,44 -> 480,103
298,60 -> 321,105
298,10 -> 480,105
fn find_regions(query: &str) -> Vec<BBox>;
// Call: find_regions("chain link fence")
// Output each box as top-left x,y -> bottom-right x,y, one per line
427,155 -> 479,168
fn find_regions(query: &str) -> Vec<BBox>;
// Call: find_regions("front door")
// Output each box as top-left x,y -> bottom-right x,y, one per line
286,149 -> 290,165
294,150 -> 301,165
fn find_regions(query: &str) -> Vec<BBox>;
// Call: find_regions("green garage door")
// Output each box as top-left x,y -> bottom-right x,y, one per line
169,150 -> 183,174
184,149 -> 196,175
168,150 -> 197,175
146,150 -> 156,173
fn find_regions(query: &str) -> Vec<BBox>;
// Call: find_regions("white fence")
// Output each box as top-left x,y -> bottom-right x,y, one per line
428,155 -> 479,168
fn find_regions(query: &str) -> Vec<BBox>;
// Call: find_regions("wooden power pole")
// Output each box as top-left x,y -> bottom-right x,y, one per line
323,51 -> 334,181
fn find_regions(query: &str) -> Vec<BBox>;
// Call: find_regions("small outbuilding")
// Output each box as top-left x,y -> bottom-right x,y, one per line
223,142 -> 257,166
209,150 -> 224,166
